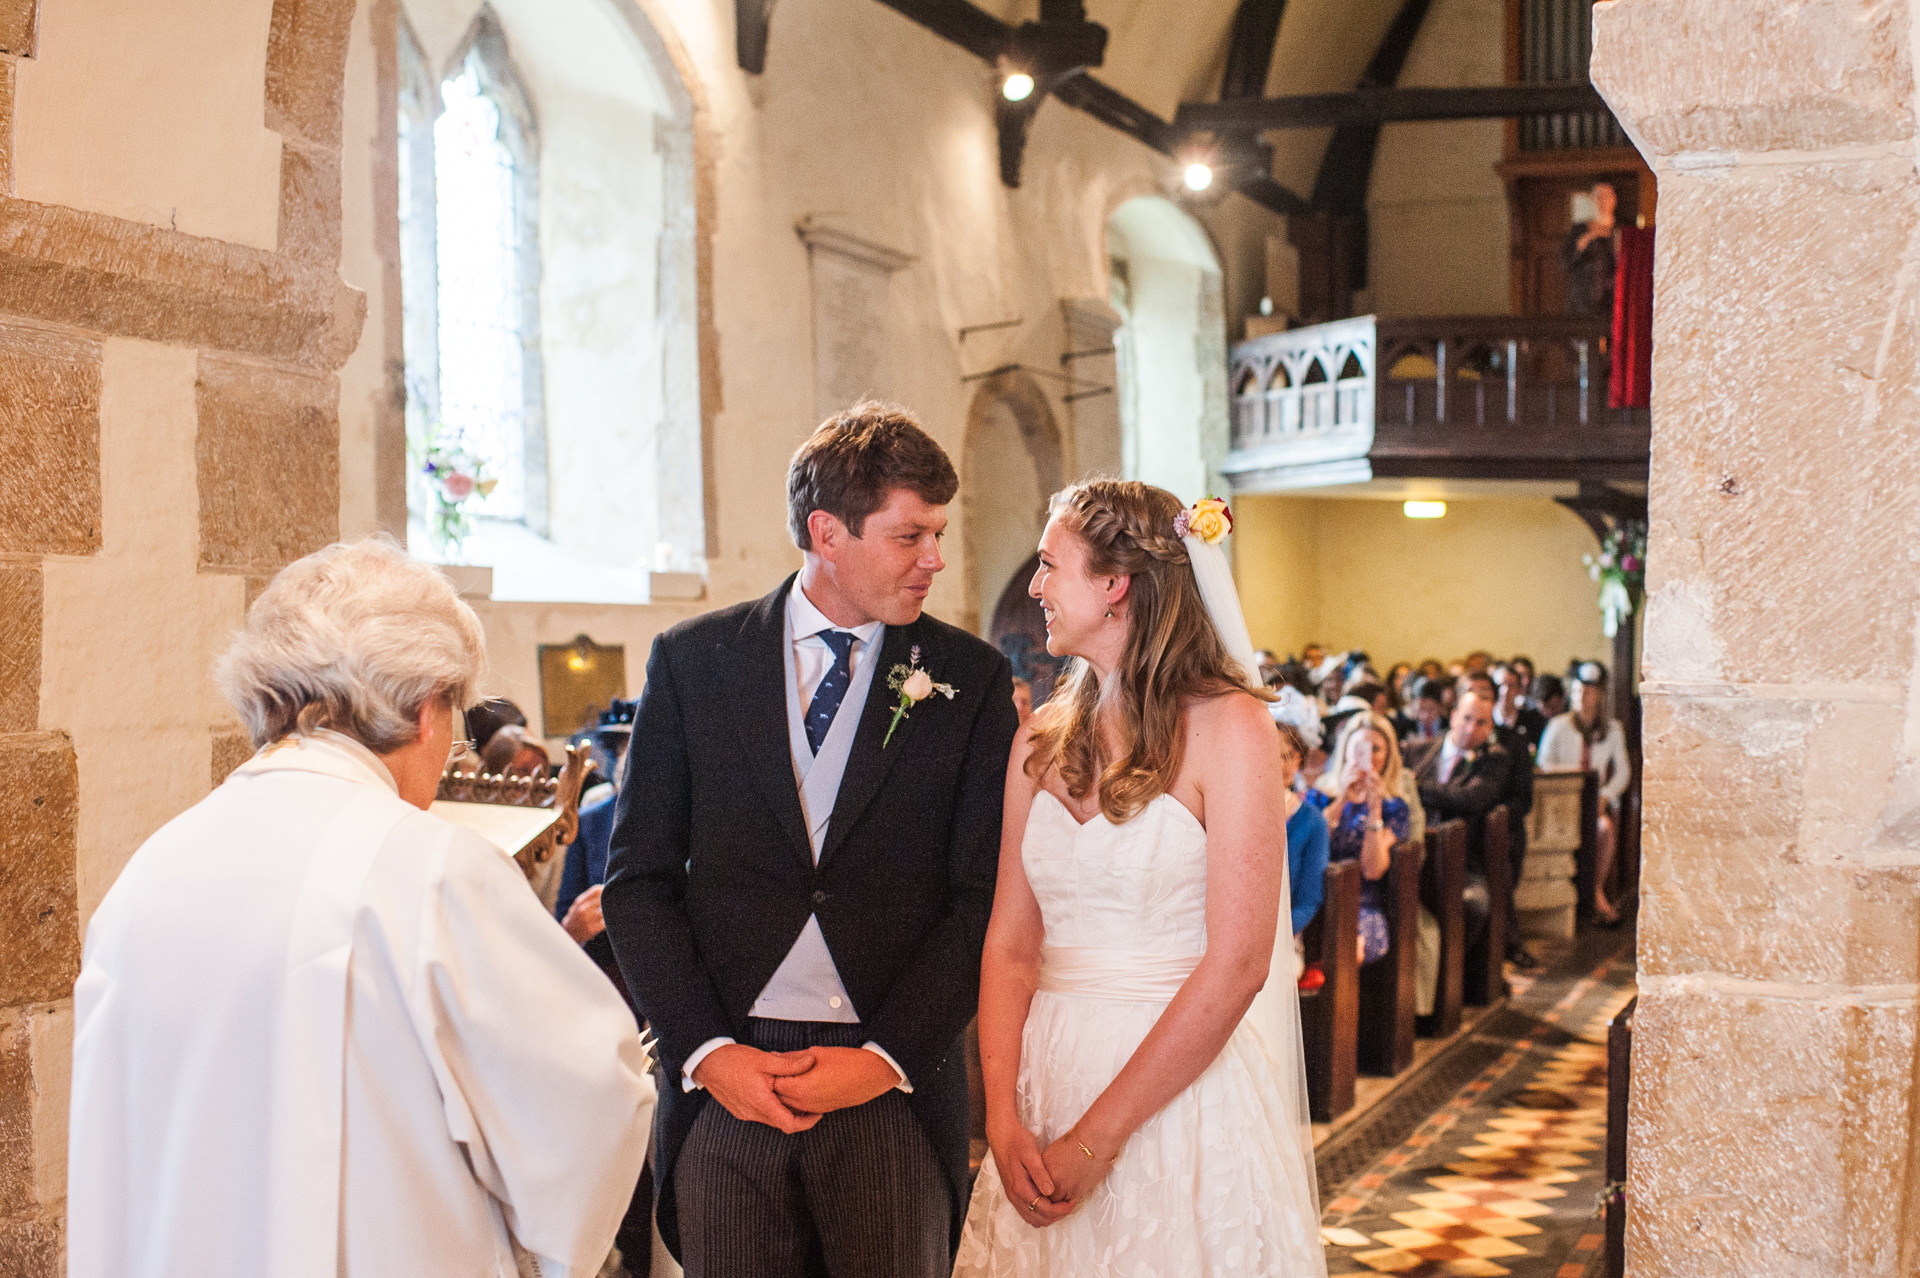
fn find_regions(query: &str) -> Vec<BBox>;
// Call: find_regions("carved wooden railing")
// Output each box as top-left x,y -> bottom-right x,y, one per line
436,742 -> 590,889
1225,315 -> 1650,491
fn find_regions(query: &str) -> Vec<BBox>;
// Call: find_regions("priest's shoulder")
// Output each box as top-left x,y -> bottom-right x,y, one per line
392,804 -> 533,889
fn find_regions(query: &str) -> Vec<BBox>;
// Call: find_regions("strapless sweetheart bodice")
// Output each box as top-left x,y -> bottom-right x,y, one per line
1022,789 -> 1209,957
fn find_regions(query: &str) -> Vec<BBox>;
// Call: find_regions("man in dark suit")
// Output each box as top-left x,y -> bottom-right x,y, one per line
1405,690 -> 1514,947
1468,670 -> 1538,969
603,403 -> 1018,1278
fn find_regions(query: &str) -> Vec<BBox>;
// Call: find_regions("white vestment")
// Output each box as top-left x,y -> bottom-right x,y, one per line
67,731 -> 655,1278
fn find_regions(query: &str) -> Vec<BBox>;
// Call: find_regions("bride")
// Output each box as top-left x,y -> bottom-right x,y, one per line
954,481 -> 1324,1277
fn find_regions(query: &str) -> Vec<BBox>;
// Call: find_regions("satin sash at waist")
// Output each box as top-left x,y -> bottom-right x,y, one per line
1037,947 -> 1202,1001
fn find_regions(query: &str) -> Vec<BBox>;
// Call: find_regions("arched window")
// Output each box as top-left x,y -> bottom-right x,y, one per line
400,7 -> 545,545
394,0 -> 704,601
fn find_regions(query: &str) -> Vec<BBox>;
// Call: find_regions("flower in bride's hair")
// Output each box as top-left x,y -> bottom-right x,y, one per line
1178,497 -> 1233,545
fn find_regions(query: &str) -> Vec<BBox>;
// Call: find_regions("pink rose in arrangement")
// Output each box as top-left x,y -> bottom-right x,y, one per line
1621,555 -> 1641,573
442,472 -> 476,500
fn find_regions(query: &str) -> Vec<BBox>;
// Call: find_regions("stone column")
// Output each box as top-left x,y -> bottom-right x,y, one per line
1592,2 -> 1920,1273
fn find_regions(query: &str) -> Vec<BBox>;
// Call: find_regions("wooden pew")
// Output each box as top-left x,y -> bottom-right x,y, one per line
1464,805 -> 1511,1007
1519,769 -> 1587,939
1300,859 -> 1361,1122
1572,770 -> 1602,931
1416,819 -> 1467,1039
1605,995 -> 1636,1278
1356,839 -> 1421,1076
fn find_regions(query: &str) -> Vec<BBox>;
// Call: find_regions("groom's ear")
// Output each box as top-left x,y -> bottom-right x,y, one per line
807,509 -> 847,556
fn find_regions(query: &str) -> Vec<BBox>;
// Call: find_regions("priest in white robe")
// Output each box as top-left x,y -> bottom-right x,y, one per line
67,538 -> 655,1278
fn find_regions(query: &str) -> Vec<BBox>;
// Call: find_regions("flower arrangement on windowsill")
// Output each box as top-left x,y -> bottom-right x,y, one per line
407,415 -> 498,560
1583,520 -> 1646,638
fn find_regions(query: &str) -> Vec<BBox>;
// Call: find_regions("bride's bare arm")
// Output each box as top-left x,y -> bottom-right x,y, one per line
978,730 -> 1073,1225
1041,692 -> 1287,1204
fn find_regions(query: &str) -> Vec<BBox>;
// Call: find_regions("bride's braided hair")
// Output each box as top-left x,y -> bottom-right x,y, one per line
1024,480 -> 1272,822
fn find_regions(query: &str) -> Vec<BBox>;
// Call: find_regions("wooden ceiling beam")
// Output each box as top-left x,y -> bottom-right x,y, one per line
1178,80 -> 1608,132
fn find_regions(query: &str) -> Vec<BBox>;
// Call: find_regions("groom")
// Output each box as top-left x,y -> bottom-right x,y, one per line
604,402 -> 1018,1276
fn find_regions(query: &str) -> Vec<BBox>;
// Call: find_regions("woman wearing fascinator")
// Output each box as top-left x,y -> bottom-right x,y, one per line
953,481 -> 1324,1277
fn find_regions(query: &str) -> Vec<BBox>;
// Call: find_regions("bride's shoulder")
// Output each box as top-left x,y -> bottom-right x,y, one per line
1182,687 -> 1280,757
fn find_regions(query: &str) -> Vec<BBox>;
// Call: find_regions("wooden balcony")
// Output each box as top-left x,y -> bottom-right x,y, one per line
1223,315 -> 1650,491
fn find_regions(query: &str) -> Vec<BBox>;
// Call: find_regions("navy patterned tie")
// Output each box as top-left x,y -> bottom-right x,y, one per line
805,630 -> 858,755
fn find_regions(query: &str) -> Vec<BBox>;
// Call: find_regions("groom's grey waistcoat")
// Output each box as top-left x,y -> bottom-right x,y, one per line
603,575 -> 1018,1260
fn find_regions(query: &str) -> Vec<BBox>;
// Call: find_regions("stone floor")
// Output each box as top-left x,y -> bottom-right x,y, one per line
1316,935 -> 1637,1278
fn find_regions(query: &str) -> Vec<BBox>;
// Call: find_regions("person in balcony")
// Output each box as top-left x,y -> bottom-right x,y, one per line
1561,182 -> 1619,318
1538,662 -> 1633,926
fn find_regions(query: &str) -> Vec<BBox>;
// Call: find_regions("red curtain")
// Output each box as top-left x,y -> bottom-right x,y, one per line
1609,225 -> 1654,409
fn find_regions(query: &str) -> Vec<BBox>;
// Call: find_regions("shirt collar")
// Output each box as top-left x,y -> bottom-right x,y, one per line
787,579 -> 884,647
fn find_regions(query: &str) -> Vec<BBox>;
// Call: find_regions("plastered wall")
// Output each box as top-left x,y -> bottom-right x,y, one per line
1234,493 -> 1612,669
332,0 -> 1287,726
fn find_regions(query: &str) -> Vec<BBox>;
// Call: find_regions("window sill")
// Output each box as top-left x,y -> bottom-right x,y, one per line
413,518 -> 703,605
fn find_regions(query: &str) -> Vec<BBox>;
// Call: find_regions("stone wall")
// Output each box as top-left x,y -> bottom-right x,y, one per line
1592,1 -> 1920,1272
0,0 -> 363,1268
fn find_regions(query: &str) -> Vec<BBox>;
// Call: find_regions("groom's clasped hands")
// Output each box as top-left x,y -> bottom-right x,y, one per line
694,1043 -> 902,1132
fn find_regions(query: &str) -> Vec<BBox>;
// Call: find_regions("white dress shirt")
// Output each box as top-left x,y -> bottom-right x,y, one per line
679,582 -> 911,1094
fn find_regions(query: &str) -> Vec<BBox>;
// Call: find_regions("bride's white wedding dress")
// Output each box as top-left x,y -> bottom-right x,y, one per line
953,790 -> 1324,1277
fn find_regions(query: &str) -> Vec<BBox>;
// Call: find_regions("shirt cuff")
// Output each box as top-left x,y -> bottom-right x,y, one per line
862,1041 -> 913,1094
681,1036 -> 736,1092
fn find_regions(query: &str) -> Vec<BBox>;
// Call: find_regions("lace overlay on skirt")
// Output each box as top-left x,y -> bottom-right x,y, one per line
952,792 -> 1324,1278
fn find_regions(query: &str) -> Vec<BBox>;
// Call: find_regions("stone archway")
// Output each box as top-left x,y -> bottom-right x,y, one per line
961,368 -> 1064,634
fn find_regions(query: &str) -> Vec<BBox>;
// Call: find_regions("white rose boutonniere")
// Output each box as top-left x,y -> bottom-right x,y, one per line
884,645 -> 956,748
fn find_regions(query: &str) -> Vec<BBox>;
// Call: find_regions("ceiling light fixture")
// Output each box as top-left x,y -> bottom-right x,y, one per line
1002,72 -> 1035,102
1184,162 -> 1213,192
1403,500 -> 1447,519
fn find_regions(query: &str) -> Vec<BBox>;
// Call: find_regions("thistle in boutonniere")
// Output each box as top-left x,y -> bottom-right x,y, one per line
884,644 -> 956,748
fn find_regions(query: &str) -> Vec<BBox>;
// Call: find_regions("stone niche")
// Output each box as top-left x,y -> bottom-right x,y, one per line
1592,1 -> 1920,1274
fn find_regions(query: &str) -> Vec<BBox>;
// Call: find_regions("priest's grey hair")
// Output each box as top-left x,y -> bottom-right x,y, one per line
218,537 -> 487,752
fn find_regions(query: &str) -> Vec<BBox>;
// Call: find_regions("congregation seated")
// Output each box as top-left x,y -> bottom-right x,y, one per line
1492,661 -> 1549,752
1405,690 -> 1513,947
480,722 -> 552,778
1539,661 -> 1631,924
1273,721 -> 1330,987
1397,675 -> 1447,744
1532,672 -> 1569,721
1461,670 -> 1536,968
1306,720 -> 1412,965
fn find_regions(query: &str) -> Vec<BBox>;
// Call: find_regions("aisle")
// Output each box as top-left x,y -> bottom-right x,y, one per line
1316,936 -> 1636,1278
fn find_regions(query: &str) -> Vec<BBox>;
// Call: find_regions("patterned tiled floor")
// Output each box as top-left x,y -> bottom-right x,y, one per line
1318,950 -> 1636,1278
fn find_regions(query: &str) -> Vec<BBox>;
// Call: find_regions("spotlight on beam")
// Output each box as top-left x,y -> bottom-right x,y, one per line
1002,72 -> 1035,102
1403,500 -> 1447,519
1184,162 -> 1213,192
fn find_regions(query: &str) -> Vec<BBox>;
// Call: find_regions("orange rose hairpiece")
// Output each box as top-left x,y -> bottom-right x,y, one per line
1174,497 -> 1232,545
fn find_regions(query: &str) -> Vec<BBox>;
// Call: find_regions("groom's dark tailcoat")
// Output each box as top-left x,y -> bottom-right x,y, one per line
602,575 -> 1018,1259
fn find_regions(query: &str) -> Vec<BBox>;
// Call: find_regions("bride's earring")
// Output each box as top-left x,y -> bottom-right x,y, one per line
1105,609 -> 1113,619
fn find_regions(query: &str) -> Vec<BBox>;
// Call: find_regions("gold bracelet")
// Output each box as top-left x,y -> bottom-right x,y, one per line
1075,1138 -> 1096,1161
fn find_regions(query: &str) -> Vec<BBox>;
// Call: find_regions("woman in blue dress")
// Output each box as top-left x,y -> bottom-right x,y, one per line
1306,716 -> 1410,964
